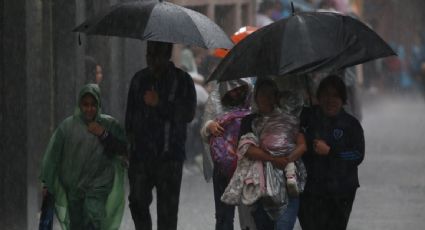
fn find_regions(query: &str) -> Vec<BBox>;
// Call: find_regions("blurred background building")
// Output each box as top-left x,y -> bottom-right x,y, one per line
172,0 -> 256,35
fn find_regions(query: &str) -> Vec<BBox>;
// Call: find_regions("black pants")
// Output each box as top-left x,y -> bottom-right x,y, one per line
128,159 -> 183,230
213,166 -> 236,230
252,201 -> 275,230
298,191 -> 356,230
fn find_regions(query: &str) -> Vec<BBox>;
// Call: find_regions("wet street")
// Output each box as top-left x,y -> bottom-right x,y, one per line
347,92 -> 425,230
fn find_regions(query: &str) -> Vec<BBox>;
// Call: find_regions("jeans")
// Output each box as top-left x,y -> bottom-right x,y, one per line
275,197 -> 299,230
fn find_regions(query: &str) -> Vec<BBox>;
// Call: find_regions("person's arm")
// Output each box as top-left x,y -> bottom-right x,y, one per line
125,74 -> 139,141
200,88 -> 222,140
287,133 -> 307,162
201,120 -> 224,139
238,115 -> 289,169
245,145 -> 274,161
88,121 -> 128,157
157,72 -> 196,123
314,119 -> 364,166
99,130 -> 127,157
200,120 -> 213,140
245,145 -> 289,170
238,115 -> 263,159
330,120 -> 365,166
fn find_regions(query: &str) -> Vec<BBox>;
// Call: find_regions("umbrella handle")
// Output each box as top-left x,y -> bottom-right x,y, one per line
291,2 -> 295,16
304,75 -> 313,107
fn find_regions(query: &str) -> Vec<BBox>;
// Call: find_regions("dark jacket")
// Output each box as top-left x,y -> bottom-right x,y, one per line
125,62 -> 196,161
238,113 -> 258,139
300,106 -> 365,196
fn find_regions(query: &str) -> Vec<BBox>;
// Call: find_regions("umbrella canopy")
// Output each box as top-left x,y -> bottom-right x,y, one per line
74,0 -> 233,49
207,11 -> 396,82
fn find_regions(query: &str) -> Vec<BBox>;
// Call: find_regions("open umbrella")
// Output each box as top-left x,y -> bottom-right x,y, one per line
207,11 -> 396,82
74,0 -> 233,49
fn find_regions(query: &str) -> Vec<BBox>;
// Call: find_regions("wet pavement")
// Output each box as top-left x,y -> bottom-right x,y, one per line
347,92 -> 425,230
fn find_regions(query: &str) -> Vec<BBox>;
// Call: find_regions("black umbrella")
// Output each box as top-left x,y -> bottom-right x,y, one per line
74,0 -> 233,49
207,11 -> 396,82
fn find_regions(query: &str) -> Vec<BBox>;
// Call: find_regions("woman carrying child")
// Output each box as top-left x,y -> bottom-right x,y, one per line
222,78 -> 307,230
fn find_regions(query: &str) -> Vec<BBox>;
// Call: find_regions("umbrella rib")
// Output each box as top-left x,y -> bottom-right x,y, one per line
178,7 -> 209,48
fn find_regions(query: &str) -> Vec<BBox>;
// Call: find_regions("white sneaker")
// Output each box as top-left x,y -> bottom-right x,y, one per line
286,175 -> 299,197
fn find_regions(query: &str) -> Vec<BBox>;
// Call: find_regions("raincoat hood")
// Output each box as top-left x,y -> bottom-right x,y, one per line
76,83 -> 102,121
218,78 -> 252,99
202,78 -> 253,124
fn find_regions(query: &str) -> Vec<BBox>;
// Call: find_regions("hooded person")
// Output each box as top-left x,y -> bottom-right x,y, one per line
200,78 -> 255,230
201,79 -> 253,179
40,84 -> 127,230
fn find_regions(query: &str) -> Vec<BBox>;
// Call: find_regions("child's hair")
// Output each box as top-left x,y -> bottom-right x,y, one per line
254,78 -> 280,106
316,75 -> 347,104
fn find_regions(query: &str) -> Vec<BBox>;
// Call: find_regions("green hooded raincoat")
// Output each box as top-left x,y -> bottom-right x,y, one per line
40,84 -> 126,230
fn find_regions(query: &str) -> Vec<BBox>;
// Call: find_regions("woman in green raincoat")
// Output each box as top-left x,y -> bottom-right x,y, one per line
40,84 -> 127,230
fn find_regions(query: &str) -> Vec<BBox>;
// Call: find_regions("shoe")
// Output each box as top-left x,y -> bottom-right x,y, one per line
286,175 -> 299,197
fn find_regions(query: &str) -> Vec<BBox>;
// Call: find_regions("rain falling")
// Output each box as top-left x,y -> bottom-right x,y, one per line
1,0 -> 425,230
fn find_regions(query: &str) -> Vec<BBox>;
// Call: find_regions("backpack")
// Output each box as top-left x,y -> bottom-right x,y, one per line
209,109 -> 251,177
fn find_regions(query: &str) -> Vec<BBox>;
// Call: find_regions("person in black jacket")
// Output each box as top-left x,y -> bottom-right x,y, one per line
297,75 -> 365,230
125,41 -> 196,230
